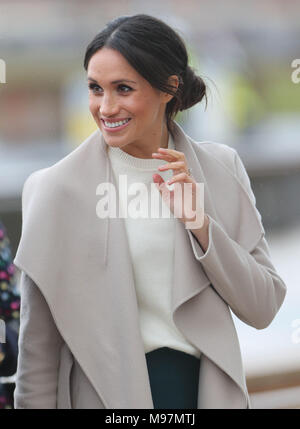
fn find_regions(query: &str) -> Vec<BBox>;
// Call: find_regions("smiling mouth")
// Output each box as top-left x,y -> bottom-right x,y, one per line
101,118 -> 132,131
101,118 -> 131,128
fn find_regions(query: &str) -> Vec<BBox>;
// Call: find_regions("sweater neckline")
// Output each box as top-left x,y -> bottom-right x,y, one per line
107,133 -> 175,171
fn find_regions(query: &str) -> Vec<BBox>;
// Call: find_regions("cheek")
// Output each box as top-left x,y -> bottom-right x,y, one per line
89,97 -> 98,114
129,94 -> 157,118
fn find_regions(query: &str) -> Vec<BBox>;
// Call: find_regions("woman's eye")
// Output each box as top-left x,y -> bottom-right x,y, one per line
118,84 -> 132,93
88,83 -> 101,93
88,83 -> 132,94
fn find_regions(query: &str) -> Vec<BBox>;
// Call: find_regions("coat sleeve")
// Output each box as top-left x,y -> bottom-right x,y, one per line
14,271 -> 64,409
187,149 -> 287,330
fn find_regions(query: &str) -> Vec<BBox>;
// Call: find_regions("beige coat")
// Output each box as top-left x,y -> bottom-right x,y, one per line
13,120 -> 287,409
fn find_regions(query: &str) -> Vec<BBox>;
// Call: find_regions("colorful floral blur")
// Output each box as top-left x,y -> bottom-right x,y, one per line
0,221 -> 20,409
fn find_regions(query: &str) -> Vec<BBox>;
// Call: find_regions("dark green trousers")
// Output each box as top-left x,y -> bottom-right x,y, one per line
145,347 -> 201,409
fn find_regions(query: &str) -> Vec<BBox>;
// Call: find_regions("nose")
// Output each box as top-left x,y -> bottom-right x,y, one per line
99,93 -> 119,117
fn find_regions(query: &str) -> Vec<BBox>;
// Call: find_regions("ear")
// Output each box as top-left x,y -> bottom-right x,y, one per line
162,74 -> 180,103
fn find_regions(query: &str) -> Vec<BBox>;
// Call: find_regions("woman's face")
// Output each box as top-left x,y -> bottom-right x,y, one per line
87,47 -> 174,155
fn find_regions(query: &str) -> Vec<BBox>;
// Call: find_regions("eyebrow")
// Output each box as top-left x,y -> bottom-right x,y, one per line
87,77 -> 137,84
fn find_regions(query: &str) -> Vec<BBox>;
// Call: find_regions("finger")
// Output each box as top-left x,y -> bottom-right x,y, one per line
153,174 -> 174,193
157,148 -> 185,160
152,152 -> 175,162
158,161 -> 185,171
152,173 -> 165,190
167,172 -> 192,185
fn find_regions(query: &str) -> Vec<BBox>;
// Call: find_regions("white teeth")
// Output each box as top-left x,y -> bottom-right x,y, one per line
104,118 -> 130,128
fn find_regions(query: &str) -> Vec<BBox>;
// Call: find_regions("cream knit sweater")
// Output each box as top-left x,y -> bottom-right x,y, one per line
107,133 -> 201,359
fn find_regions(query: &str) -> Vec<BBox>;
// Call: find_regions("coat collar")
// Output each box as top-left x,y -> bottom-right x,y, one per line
14,120 -> 263,408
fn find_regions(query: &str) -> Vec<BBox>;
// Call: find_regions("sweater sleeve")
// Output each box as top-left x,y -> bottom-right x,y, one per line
186,150 -> 287,330
14,271 -> 64,409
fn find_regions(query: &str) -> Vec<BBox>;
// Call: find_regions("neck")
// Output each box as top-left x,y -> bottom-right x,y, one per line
119,121 -> 169,159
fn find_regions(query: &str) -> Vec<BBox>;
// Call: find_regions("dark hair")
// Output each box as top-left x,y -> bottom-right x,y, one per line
84,14 -> 207,136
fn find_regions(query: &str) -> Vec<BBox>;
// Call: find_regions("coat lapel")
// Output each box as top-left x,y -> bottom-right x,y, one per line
14,130 -> 154,408
170,123 -> 251,407
14,120 -> 263,408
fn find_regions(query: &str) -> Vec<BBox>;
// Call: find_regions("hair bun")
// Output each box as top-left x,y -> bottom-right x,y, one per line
179,66 -> 207,111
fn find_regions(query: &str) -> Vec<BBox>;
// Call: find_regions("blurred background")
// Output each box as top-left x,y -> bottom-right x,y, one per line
0,0 -> 299,409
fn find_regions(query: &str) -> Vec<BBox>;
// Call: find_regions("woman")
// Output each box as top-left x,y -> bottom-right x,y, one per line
0,220 -> 20,409
13,14 -> 286,409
